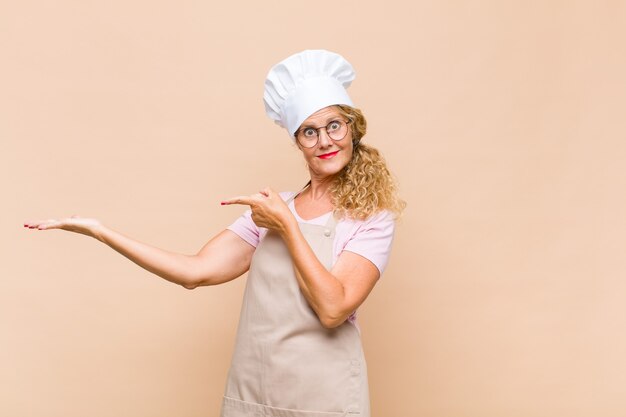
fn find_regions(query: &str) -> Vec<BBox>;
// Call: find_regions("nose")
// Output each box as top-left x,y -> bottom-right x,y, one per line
317,128 -> 333,148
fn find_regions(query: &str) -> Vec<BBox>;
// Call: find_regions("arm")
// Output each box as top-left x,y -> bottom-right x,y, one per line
221,187 -> 386,328
190,229 -> 255,288
280,218 -> 380,328
24,216 -> 254,289
95,225 -> 254,289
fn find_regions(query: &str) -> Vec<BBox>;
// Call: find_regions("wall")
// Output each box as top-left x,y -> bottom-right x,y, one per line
2,1 -> 625,416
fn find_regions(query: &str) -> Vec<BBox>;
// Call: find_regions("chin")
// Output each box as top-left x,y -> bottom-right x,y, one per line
312,160 -> 349,177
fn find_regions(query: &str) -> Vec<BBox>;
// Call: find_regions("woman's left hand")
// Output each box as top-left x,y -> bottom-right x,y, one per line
221,187 -> 295,235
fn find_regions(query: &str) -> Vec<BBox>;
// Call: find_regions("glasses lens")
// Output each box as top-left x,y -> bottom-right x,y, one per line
328,120 -> 347,141
298,129 -> 318,148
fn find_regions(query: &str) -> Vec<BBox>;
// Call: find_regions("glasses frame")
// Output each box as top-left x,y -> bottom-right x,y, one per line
294,119 -> 353,149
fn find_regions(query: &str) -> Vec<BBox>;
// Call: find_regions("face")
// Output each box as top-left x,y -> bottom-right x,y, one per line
295,106 -> 353,180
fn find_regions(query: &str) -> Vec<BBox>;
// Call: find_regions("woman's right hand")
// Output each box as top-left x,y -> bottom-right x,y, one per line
23,215 -> 103,239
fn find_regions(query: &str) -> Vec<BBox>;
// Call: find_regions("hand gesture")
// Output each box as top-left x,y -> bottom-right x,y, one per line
221,187 -> 295,235
23,215 -> 103,239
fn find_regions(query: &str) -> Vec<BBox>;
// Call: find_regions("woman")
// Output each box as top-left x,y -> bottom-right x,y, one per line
24,50 -> 405,417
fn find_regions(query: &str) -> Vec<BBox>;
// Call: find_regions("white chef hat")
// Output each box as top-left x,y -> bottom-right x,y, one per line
263,49 -> 356,138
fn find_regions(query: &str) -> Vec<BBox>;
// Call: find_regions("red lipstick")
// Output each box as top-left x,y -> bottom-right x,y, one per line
318,151 -> 339,159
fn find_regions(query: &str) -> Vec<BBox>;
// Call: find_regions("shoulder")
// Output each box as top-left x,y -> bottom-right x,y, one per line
338,209 -> 396,275
278,190 -> 297,201
364,209 -> 395,224
340,209 -> 396,231
339,209 -> 396,249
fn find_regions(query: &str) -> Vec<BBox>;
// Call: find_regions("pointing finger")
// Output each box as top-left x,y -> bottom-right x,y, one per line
221,195 -> 255,206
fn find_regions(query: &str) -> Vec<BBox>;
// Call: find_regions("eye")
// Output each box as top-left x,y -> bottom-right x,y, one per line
302,128 -> 317,137
327,121 -> 341,131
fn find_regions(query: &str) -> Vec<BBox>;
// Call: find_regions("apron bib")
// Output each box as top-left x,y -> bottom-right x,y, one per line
220,189 -> 370,417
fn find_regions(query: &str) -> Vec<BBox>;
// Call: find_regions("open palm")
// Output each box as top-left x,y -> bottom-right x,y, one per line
23,215 -> 101,238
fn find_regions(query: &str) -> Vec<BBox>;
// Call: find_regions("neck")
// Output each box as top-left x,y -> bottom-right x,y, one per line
305,174 -> 337,201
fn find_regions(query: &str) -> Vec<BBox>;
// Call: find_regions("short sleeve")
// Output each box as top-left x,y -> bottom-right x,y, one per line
226,208 -> 260,247
342,210 -> 396,276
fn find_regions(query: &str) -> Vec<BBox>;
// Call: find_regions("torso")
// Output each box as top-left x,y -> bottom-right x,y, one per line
220,188 -> 371,416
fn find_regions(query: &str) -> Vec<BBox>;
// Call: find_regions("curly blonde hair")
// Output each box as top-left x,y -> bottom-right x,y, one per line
297,105 -> 406,221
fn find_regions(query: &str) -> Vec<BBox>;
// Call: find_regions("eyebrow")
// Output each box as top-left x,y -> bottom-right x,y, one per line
300,116 -> 341,129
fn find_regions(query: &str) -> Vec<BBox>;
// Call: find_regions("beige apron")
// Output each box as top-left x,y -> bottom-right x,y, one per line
220,188 -> 370,417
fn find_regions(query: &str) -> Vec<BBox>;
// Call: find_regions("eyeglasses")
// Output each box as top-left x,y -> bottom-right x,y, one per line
295,119 -> 352,148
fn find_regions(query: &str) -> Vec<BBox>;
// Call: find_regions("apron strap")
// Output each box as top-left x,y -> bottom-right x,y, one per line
285,180 -> 311,204
325,210 -> 339,229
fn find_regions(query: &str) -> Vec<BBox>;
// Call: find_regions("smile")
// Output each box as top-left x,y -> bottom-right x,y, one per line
317,151 -> 339,159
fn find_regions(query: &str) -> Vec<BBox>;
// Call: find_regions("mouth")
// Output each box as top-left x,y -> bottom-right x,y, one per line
317,151 -> 339,159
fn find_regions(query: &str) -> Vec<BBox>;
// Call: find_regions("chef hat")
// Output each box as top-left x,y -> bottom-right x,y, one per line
263,49 -> 356,138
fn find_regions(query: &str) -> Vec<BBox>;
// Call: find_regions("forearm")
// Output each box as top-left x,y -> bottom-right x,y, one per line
93,224 -> 196,288
280,220 -> 347,326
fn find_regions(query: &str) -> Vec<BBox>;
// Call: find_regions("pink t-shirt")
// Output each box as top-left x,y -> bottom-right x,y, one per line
226,191 -> 396,326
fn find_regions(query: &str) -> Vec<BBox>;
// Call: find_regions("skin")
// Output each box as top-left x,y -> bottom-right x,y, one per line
23,105 -> 380,329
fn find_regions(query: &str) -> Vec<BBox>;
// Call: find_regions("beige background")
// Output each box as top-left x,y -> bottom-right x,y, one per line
2,1 -> 625,416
